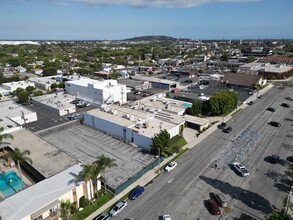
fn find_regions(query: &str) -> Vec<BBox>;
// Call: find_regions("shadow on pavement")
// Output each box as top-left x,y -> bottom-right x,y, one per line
199,176 -> 273,215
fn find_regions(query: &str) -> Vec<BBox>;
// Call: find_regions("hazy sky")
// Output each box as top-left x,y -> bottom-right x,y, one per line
1,0 -> 292,40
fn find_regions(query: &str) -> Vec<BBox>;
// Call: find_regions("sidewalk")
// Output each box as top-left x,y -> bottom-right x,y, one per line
86,84 -> 274,220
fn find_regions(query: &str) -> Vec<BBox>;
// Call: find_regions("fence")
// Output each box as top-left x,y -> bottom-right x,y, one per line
108,156 -> 164,195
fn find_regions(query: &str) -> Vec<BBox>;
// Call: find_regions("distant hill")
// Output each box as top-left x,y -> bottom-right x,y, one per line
122,35 -> 187,42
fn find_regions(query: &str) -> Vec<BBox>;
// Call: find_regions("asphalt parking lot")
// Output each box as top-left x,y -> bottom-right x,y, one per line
25,104 -> 96,132
40,124 -> 157,190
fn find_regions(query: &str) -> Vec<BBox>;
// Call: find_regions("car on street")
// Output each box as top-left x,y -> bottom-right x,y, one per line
286,97 -> 293,101
94,213 -> 111,220
223,126 -> 232,133
232,162 -> 250,176
281,103 -> 290,108
162,214 -> 171,220
165,161 -> 177,172
109,201 -> 128,216
212,193 -> 228,207
218,122 -> 227,129
248,101 -> 254,105
269,121 -> 281,127
129,186 -> 145,200
206,199 -> 221,215
258,95 -> 263,99
266,107 -> 276,112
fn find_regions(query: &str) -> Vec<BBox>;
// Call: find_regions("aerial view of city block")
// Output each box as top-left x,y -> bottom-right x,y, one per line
0,0 -> 292,220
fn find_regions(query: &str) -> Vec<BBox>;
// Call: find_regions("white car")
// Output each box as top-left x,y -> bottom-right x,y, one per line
165,162 -> 177,172
109,200 -> 128,216
232,162 -> 250,176
163,214 -> 171,220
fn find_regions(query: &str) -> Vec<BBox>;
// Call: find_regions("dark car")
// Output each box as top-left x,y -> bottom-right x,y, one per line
271,154 -> 280,164
223,126 -> 232,133
269,121 -> 281,127
218,122 -> 227,129
206,199 -> 221,215
281,103 -> 290,108
248,101 -> 254,105
266,107 -> 276,112
94,213 -> 110,220
129,186 -> 145,200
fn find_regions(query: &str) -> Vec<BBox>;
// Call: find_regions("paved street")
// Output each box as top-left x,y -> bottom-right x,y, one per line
116,86 -> 293,220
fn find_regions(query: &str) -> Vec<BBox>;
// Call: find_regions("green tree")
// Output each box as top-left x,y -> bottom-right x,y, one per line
43,67 -> 57,76
110,69 -> 119,80
25,85 -> 36,94
151,129 -> 171,155
95,155 -> 117,193
6,148 -> 33,189
58,82 -> 65,89
185,102 -> 202,116
33,90 -> 44,96
267,211 -> 289,220
0,127 -> 14,144
75,164 -> 95,201
60,199 -> 76,220
16,89 -> 30,104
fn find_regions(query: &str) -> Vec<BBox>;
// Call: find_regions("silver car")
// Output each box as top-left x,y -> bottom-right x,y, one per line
109,201 -> 128,216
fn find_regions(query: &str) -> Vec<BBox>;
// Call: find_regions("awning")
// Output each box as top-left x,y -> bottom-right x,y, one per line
30,199 -> 60,219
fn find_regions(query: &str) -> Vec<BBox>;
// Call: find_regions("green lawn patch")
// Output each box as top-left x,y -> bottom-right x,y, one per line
69,193 -> 114,220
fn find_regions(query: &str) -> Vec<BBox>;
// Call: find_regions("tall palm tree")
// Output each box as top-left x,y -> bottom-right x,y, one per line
90,163 -> 102,199
94,154 -> 117,193
7,148 -> 32,190
75,164 -> 95,201
0,127 -> 13,144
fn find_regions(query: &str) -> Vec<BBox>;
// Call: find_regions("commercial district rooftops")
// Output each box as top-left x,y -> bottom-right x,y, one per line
86,95 -> 191,138
66,78 -> 122,89
32,92 -> 75,110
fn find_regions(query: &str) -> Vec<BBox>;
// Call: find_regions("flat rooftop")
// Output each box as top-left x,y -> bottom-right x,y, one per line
0,101 -> 36,132
40,124 -> 157,189
8,129 -> 78,178
32,92 -> 75,110
86,95 -> 189,138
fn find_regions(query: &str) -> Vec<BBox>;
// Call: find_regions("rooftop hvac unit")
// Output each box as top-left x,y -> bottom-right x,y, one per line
110,110 -> 117,115
165,104 -> 171,109
135,123 -> 141,129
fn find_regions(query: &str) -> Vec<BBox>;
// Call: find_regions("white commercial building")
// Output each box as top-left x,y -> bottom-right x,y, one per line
2,81 -> 35,92
65,79 -> 127,105
29,77 -> 57,91
0,100 -> 38,133
31,92 -> 76,116
83,95 -> 192,150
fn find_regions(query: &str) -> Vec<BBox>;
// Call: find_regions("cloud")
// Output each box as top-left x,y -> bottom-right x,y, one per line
74,0 -> 259,8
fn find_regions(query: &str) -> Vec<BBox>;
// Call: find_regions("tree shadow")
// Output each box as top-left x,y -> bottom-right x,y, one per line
199,176 -> 273,215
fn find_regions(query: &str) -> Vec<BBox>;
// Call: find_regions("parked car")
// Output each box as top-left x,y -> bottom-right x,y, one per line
270,154 -> 280,164
269,121 -> 281,127
213,193 -> 228,207
281,103 -> 290,108
109,201 -> 128,216
68,113 -> 81,120
129,186 -> 145,200
223,126 -> 232,133
266,107 -> 276,112
218,122 -> 227,129
94,213 -> 111,220
248,101 -> 254,105
232,162 -> 250,176
206,199 -> 221,215
162,215 -> 171,220
258,95 -> 263,99
165,162 -> 177,172
286,97 -> 293,101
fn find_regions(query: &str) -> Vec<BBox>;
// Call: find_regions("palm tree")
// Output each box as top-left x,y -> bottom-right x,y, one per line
75,164 -> 95,201
7,148 -> 32,190
94,154 -> 117,193
90,163 -> 102,199
0,127 -> 13,144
